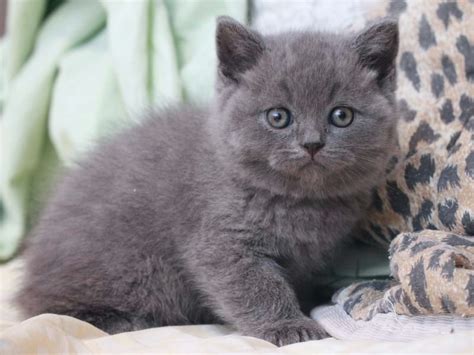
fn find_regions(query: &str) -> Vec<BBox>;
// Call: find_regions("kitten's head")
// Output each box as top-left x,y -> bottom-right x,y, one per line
211,17 -> 399,199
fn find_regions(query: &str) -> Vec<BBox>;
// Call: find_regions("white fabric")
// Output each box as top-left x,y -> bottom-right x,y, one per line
252,0 -> 380,34
312,304 -> 474,342
1,312 -> 472,354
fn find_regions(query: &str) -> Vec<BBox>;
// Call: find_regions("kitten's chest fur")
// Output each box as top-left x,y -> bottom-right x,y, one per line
211,186 -> 368,274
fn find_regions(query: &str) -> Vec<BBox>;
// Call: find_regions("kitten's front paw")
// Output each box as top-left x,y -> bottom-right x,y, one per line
251,318 -> 329,347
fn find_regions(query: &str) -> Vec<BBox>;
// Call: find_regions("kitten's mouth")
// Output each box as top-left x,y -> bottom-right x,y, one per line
297,158 -> 327,172
268,153 -> 328,176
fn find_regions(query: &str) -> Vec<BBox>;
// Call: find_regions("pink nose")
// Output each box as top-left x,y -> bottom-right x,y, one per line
301,142 -> 325,158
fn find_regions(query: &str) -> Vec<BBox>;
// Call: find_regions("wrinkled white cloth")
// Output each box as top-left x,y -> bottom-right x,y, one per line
311,304 -> 474,342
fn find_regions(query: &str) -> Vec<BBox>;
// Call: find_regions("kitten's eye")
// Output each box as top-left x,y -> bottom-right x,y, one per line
329,107 -> 354,128
266,108 -> 292,129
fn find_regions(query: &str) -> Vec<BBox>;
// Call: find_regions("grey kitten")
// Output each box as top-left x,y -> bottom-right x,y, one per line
17,17 -> 398,346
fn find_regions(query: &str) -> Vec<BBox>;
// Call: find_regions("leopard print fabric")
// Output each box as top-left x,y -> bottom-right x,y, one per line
336,0 -> 474,320
360,0 -> 473,245
335,231 -> 473,320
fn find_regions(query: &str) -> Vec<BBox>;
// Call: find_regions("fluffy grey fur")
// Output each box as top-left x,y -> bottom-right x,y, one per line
17,17 -> 399,346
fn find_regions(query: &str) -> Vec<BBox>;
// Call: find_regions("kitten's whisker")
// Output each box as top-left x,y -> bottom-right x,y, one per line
324,151 -> 381,166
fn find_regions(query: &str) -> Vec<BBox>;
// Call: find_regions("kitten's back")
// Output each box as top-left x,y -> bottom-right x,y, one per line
17,104 -> 218,327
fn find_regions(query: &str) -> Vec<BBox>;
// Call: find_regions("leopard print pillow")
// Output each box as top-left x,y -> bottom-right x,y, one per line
337,0 -> 473,320
359,0 -> 473,247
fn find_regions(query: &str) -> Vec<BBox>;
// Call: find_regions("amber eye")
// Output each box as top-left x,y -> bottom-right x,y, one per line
329,107 -> 354,127
266,108 -> 292,129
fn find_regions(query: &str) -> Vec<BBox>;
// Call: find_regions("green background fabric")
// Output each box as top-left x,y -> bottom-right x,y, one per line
0,0 -> 248,261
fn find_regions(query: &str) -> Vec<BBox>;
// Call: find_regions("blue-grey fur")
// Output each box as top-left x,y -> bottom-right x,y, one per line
17,17 -> 399,346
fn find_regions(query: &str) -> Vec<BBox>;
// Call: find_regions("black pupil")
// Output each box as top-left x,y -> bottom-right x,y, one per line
272,111 -> 283,122
335,109 -> 346,120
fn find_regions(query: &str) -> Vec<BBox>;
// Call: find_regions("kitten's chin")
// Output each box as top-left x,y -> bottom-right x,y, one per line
269,154 -> 323,174
269,155 -> 338,187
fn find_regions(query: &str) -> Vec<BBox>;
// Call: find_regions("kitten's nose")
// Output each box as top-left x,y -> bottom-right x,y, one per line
301,142 -> 325,158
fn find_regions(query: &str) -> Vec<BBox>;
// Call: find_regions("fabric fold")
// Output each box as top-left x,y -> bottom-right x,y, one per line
0,0 -> 247,260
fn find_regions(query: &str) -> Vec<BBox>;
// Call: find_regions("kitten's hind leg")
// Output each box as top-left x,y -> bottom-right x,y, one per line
71,308 -> 153,334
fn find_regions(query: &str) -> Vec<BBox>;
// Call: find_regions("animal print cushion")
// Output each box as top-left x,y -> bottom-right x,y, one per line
338,0 -> 474,319
334,230 -> 474,320
359,0 -> 473,245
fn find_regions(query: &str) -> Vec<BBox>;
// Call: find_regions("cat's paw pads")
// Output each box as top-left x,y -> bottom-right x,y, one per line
254,318 -> 329,347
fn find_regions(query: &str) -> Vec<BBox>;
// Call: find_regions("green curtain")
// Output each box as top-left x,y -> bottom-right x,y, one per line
0,0 -> 248,261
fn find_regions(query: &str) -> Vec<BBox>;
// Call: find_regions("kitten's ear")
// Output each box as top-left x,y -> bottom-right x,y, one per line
216,16 -> 265,82
352,19 -> 399,90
